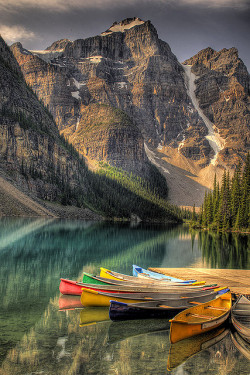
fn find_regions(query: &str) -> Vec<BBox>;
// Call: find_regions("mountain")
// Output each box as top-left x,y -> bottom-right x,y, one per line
9,18 -> 250,207
11,18 -> 210,167
0,35 -> 177,221
183,47 -> 250,168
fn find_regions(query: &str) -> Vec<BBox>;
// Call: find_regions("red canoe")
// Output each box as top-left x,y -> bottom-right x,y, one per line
59,278 -> 219,296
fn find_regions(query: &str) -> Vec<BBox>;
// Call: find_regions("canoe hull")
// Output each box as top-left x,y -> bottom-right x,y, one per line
170,292 -> 232,344
109,289 -> 229,321
109,301 -> 182,321
59,278 -> 82,295
133,264 -> 196,283
231,295 -> 250,343
81,289 -> 144,307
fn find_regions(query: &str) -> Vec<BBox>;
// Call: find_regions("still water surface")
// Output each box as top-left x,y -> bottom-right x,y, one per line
0,218 -> 249,374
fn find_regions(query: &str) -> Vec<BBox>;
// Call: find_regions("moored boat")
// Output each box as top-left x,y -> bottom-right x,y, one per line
100,267 -> 198,285
77,282 -> 218,294
60,277 -> 218,296
59,278 -> 83,295
169,291 -> 232,344
82,272 -> 194,287
109,288 -> 230,321
231,295 -> 250,343
81,287 -> 227,307
133,265 -> 196,284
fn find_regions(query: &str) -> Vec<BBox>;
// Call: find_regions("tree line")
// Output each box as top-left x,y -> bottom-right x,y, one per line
191,154 -> 250,232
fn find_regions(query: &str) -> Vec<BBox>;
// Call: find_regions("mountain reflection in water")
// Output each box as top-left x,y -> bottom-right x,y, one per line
0,218 -> 249,374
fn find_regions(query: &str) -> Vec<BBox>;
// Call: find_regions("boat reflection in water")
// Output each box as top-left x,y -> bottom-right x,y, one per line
108,319 -> 170,344
230,331 -> 250,361
59,295 -> 83,311
79,307 -> 110,327
167,326 -> 230,371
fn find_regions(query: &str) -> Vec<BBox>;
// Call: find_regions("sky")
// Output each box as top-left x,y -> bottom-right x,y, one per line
0,0 -> 250,70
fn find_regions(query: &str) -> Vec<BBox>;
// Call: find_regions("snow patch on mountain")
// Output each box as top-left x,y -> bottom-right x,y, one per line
144,143 -> 170,174
101,18 -> 145,36
182,64 -> 224,165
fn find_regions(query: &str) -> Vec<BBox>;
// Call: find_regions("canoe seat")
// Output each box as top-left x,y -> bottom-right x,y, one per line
187,313 -> 214,320
205,306 -> 228,311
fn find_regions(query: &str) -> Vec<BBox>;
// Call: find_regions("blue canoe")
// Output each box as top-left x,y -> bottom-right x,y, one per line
109,288 -> 230,321
133,265 -> 196,284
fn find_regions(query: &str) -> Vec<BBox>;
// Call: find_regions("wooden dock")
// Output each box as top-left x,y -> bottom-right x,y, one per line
149,268 -> 250,297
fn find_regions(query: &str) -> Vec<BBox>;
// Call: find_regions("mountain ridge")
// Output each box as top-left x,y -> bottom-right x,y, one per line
4,17 -> 250,208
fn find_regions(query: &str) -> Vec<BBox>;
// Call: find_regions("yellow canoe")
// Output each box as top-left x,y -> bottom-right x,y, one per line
81,288 -> 150,307
169,291 -> 232,344
79,307 -> 110,327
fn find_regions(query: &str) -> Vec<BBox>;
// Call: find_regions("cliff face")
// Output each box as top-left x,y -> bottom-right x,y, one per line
184,47 -> 250,167
9,18 -> 250,207
62,104 -> 147,174
0,36 -> 87,204
11,18 -> 210,168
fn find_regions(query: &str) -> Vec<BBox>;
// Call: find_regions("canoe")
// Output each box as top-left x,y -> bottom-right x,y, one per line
169,291 -> 232,344
109,288 -> 230,321
100,267 -> 198,285
230,330 -> 250,360
60,278 -> 83,295
79,307 -> 110,327
167,326 -> 229,371
81,288 -> 148,307
82,272 -> 112,285
80,287 -> 228,307
59,295 -> 83,310
231,295 -> 250,343
61,277 -> 218,296
78,281 -> 218,294
133,265 -> 196,283
83,272 -> 195,287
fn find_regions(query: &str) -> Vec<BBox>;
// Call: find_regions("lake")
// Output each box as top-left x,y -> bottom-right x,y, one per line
0,218 -> 249,374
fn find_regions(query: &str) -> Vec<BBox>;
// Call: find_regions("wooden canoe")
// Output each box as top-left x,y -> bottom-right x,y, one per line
77,281 -> 218,294
79,307 -> 110,327
80,287 -> 228,307
169,291 -> 232,344
59,278 -> 83,295
83,272 -> 195,287
167,326 -> 229,371
133,265 -> 196,283
60,277 -> 218,296
109,289 -> 230,321
231,295 -> 250,343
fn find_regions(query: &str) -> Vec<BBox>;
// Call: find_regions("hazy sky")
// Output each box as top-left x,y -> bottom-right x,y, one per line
0,0 -> 249,70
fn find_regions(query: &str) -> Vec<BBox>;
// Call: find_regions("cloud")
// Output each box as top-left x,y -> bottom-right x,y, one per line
0,25 -> 36,43
0,0 -> 248,13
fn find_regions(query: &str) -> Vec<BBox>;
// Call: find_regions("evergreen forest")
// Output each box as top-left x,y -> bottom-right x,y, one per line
191,154 -> 250,232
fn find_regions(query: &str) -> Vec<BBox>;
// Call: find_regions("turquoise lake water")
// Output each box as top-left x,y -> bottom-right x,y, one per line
0,218 -> 249,374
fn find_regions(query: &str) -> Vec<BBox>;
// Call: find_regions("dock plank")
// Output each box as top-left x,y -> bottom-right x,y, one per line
149,268 -> 250,297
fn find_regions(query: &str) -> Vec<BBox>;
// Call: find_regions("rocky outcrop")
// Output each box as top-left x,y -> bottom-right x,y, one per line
62,104 -> 148,175
11,18 -> 211,168
0,36 -> 88,204
184,47 -> 250,167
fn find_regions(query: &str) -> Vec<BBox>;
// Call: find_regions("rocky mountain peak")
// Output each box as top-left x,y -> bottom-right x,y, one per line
101,17 -> 146,35
45,38 -> 72,52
